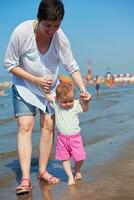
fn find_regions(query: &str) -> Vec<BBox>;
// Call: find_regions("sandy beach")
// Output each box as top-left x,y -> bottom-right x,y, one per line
0,136 -> 134,200
1,84 -> 134,200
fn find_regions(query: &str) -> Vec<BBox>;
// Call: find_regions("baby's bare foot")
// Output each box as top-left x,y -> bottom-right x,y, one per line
74,172 -> 82,180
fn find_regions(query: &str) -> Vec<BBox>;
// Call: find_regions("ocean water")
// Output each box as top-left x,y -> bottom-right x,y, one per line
0,80 -> 134,182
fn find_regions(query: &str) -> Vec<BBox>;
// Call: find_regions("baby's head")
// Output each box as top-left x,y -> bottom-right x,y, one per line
56,82 -> 75,109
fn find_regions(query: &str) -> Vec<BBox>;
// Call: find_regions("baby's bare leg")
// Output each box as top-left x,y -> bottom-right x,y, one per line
74,160 -> 84,180
62,160 -> 75,185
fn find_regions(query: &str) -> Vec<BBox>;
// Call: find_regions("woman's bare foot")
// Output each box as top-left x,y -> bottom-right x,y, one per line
74,172 -> 82,180
38,171 -> 60,184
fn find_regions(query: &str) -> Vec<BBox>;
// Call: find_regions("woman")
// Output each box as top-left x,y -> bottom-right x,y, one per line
4,0 -> 91,194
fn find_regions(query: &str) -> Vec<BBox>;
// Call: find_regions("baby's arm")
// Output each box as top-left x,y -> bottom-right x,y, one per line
80,91 -> 92,112
45,93 -> 55,103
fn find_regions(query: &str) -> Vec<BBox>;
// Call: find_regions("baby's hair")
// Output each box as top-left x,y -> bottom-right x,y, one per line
56,82 -> 74,99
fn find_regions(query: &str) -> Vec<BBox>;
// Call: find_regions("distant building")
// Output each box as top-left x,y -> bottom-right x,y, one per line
105,67 -> 112,80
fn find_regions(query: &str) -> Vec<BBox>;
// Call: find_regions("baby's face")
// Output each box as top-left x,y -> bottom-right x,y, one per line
58,91 -> 74,109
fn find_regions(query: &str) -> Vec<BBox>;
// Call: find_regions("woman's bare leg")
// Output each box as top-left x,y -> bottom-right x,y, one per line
39,114 -> 55,173
17,115 -> 34,179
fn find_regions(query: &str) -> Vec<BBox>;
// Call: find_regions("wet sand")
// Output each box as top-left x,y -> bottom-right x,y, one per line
0,138 -> 134,200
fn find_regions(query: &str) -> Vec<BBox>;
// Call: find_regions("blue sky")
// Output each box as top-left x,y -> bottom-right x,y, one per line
0,0 -> 134,80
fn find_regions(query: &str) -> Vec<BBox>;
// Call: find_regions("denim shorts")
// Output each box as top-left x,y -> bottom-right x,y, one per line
12,85 -> 51,117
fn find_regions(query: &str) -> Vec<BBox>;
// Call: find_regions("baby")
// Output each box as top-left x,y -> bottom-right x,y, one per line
45,82 -> 91,185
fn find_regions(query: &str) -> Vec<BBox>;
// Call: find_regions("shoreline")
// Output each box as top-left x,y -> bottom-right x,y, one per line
0,135 -> 134,199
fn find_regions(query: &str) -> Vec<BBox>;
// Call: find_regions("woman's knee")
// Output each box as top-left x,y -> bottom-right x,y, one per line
40,114 -> 55,133
17,116 -> 34,134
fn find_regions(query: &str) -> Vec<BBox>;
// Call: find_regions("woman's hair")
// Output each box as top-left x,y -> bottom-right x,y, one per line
56,82 -> 74,99
37,0 -> 64,21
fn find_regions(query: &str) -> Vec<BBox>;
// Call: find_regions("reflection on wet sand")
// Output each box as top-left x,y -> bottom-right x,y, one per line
16,182 -> 54,200
16,192 -> 33,200
39,182 -> 54,200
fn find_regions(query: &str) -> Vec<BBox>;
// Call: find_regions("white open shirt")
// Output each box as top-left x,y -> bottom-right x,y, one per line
4,20 -> 80,113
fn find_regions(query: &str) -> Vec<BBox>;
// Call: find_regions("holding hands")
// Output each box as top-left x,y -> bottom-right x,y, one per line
80,91 -> 92,102
80,91 -> 92,112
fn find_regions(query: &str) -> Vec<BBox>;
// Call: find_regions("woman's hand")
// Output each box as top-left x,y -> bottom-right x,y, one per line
10,67 -> 53,93
35,76 -> 53,93
80,91 -> 92,112
80,91 -> 92,102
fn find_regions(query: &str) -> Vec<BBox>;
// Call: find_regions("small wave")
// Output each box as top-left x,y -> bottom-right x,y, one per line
101,99 -> 119,108
85,134 -> 113,146
88,113 -> 112,123
0,117 -> 14,125
0,172 -> 16,188
0,151 -> 17,159
89,117 -> 97,122
0,81 -> 12,88
0,93 -> 8,97
0,103 -> 6,107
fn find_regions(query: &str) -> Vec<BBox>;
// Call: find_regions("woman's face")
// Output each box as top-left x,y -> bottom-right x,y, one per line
38,20 -> 61,38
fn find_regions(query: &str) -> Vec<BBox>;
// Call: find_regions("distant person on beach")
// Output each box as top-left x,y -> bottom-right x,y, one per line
94,75 -> 101,94
45,82 -> 91,185
0,86 -> 5,96
4,0 -> 91,194
105,75 -> 115,88
0,90 -> 5,96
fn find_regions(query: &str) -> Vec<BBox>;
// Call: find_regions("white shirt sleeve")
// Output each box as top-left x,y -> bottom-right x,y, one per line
57,29 -> 80,74
4,28 -> 22,72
